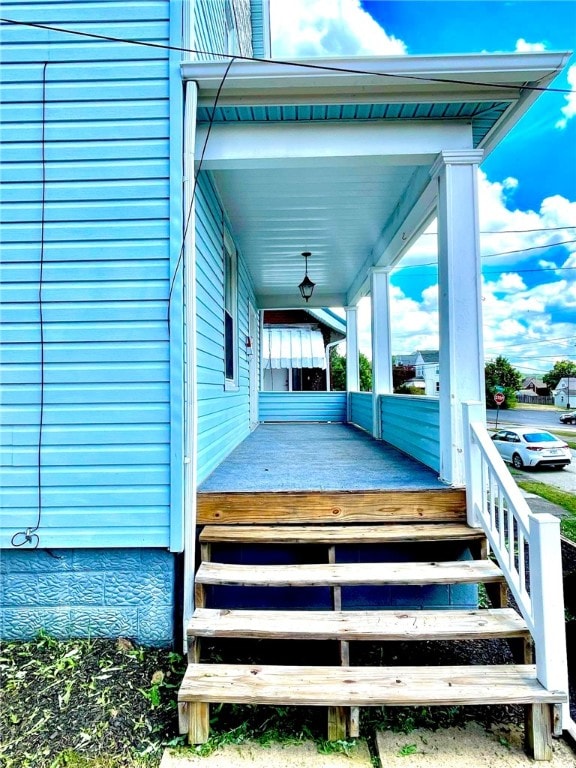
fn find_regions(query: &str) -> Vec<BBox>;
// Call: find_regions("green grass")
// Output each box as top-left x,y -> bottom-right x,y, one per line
515,479 -> 576,542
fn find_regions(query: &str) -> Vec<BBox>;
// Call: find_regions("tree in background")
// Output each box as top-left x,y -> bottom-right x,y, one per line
393,364 -> 416,393
542,359 -> 576,391
485,355 -> 522,409
330,348 -> 372,391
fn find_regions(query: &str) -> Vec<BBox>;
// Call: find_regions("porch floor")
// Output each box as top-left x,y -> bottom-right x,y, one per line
198,423 -> 445,493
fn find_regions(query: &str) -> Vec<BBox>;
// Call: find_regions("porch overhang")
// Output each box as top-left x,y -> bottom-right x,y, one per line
182,52 -> 569,309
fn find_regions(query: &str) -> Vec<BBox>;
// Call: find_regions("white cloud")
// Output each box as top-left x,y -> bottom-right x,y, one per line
269,0 -> 408,58
376,172 -> 576,372
515,38 -> 546,53
557,65 -> 576,128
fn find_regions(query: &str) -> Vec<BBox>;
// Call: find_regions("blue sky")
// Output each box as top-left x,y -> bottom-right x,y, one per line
270,1 -> 576,377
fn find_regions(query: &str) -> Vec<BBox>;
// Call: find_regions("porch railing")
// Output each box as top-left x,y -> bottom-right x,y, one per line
348,391 -> 373,433
463,402 -> 569,728
259,391 -> 347,423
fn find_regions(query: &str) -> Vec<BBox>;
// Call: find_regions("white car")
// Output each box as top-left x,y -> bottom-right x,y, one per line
491,428 -> 571,470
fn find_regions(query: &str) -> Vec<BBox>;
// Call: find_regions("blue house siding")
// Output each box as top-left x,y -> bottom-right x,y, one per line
380,395 -> 441,472
349,391 -> 373,433
259,392 -> 348,423
193,0 -> 253,60
0,2 -> 182,554
195,173 -> 255,485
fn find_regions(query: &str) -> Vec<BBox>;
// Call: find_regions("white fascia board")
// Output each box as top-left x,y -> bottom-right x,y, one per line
182,51 -> 571,107
195,120 -> 473,170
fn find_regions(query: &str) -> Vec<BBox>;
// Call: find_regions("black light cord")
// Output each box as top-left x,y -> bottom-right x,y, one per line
167,56 -> 237,325
0,17 -> 572,95
11,62 -> 48,549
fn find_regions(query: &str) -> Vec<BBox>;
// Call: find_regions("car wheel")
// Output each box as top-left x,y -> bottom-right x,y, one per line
512,453 -> 524,469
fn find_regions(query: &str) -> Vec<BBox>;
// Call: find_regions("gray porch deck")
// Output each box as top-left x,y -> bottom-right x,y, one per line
199,423 -> 445,493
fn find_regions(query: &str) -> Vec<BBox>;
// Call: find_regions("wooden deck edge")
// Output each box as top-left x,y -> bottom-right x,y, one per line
197,488 -> 467,525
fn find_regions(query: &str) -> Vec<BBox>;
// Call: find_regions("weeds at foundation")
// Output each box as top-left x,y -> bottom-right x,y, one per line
0,634 -> 186,768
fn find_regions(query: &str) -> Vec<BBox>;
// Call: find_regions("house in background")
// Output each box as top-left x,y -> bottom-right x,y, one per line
553,377 -> 576,408
262,308 -> 346,392
522,377 -> 549,396
1,0 -> 572,754
395,350 -> 440,395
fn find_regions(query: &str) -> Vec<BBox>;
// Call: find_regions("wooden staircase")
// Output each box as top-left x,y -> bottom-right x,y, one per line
178,511 -> 566,761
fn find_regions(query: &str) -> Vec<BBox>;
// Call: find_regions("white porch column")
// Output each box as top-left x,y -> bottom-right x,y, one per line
370,269 -> 393,439
345,305 -> 360,385
432,149 -> 484,486
345,305 -> 360,422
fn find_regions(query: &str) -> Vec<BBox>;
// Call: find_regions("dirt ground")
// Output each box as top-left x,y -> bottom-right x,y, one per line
376,723 -> 576,767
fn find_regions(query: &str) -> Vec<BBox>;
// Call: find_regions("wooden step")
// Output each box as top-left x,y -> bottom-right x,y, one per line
200,522 -> 486,545
178,663 -> 564,708
187,607 -> 529,642
195,559 -> 504,587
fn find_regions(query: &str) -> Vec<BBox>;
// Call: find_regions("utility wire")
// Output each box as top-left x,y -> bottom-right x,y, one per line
167,56 -> 237,323
11,63 -> 48,550
0,16 -> 573,95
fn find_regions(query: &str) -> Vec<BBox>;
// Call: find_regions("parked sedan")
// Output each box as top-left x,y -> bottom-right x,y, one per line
559,411 -> 576,425
491,428 -> 572,470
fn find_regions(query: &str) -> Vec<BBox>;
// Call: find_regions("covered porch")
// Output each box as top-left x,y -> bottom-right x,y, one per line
183,51 -> 568,488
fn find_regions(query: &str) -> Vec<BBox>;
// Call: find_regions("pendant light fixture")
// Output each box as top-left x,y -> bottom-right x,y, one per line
298,251 -> 315,302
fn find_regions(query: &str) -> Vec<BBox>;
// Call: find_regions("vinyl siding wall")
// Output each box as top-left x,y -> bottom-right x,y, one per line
193,0 -> 253,59
195,173 -> 255,484
0,1 -> 182,550
380,395 -> 441,472
349,391 -> 373,434
259,392 -> 348,423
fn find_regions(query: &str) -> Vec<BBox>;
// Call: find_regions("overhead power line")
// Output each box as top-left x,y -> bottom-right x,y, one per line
0,16 -> 573,95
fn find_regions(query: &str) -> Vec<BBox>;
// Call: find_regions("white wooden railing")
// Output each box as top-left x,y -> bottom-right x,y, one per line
463,402 -> 570,729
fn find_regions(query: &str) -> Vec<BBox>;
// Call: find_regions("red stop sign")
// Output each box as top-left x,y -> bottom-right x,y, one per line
494,392 -> 505,406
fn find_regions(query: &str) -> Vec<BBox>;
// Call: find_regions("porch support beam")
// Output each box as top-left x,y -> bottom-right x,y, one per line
345,306 -> 360,422
370,269 -> 393,439
196,121 -> 473,170
433,149 -> 485,486
345,306 -> 360,393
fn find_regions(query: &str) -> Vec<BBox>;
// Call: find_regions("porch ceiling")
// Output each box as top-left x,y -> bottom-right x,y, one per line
212,162 -> 417,308
185,52 -> 570,309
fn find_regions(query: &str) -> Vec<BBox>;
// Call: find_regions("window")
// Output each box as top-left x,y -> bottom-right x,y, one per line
224,232 -> 237,387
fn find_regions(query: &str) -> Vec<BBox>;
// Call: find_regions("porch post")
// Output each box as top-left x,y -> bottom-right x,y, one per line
345,306 -> 359,421
370,269 -> 392,439
432,150 -> 484,485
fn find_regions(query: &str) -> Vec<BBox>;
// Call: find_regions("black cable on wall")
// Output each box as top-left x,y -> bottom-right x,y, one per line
12,62 -> 49,549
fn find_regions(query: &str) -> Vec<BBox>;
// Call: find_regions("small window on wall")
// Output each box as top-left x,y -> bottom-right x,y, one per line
224,232 -> 238,388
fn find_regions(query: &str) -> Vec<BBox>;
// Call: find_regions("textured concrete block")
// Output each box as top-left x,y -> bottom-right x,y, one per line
2,608 -> 71,640
0,549 -> 73,573
1,548 -> 176,645
72,550 -> 142,571
36,573 -> 73,606
138,605 -> 174,646
3,574 -> 41,606
69,608 -> 139,638
68,573 -> 105,605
